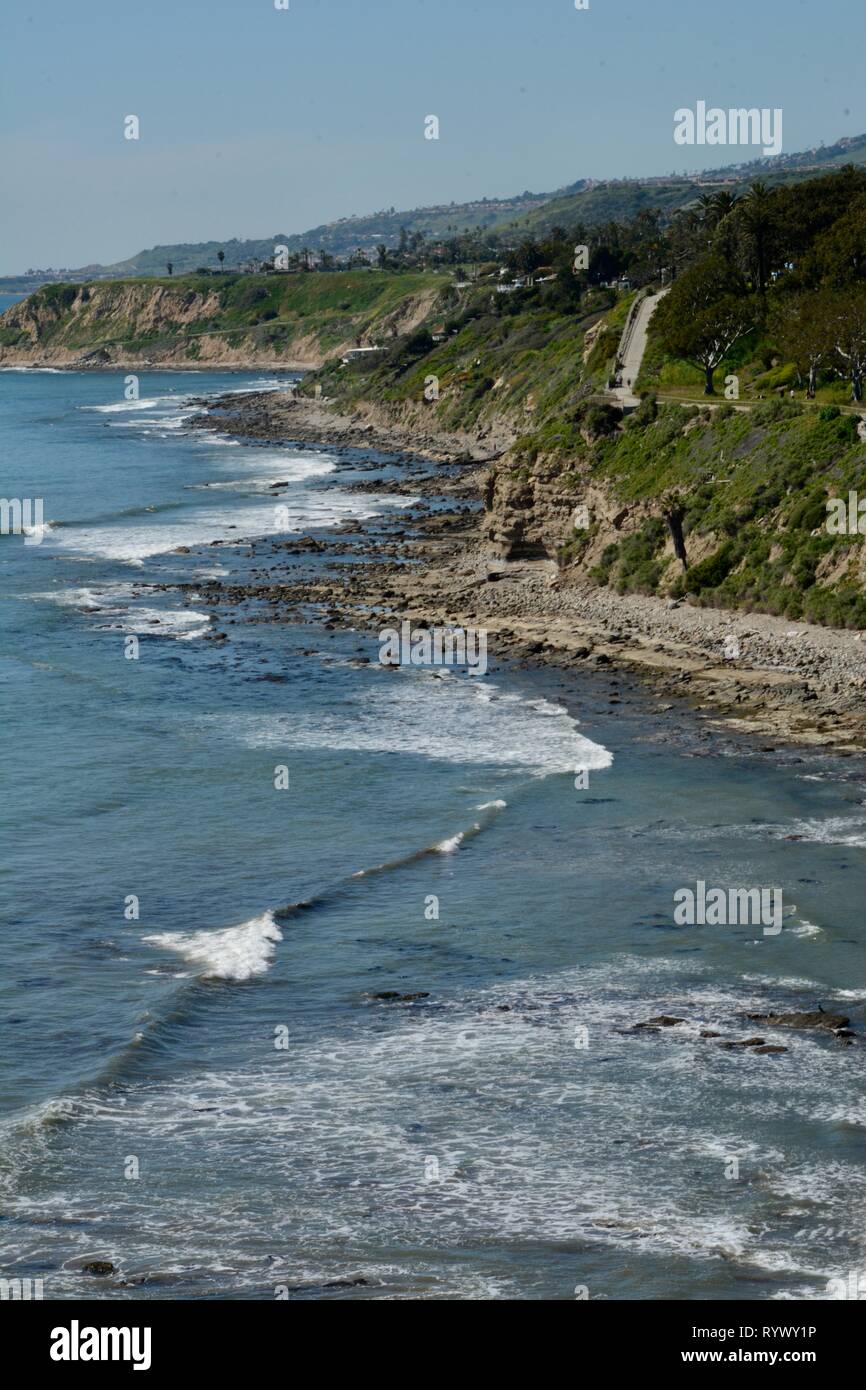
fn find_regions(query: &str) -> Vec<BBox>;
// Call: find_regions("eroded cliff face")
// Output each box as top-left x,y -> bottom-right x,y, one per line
483,450 -> 688,585
0,280 -> 445,369
0,283 -> 224,365
483,456 -> 584,559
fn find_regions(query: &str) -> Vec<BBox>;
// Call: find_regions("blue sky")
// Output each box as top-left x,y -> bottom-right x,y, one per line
1,0 -> 861,270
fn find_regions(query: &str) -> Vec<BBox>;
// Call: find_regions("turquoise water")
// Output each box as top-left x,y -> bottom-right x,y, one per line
1,358 -> 864,1301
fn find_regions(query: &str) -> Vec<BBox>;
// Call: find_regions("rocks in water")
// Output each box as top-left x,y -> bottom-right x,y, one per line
81,1261 -> 115,1276
746,1011 -> 849,1032
620,1007 -> 853,1057
370,991 -> 430,1003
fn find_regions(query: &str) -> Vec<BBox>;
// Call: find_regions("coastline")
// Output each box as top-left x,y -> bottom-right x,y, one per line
186,389 -> 866,754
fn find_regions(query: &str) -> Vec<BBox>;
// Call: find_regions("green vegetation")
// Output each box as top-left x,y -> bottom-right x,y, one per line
643,166 -> 866,405
583,403 -> 866,625
309,274 -> 614,435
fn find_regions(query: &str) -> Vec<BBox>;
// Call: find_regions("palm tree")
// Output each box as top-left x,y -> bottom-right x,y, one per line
166,261 -> 173,277
217,249 -> 225,272
697,192 -> 717,226
740,182 -> 774,294
712,190 -> 738,221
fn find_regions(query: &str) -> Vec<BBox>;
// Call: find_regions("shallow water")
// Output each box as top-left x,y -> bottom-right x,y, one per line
1,365 -> 864,1301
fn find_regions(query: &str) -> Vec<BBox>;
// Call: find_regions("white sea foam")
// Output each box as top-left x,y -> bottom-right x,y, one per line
203,672 -> 613,777
94,606 -> 212,639
109,410 -> 198,432
83,398 -> 164,413
4,953 -> 862,1296
788,918 -> 823,939
31,583 -> 139,610
46,490 -> 396,563
774,815 -> 866,847
198,454 -> 337,494
435,830 -> 469,853
31,586 -> 210,638
143,911 -> 282,981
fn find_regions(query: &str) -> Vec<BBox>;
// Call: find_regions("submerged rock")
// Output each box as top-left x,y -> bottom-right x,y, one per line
370,991 -> 430,1003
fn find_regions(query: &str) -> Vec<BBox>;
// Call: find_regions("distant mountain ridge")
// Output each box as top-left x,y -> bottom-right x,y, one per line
6,131 -> 866,288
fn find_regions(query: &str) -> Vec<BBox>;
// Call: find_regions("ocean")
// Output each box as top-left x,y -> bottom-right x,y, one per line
1,347 -> 864,1301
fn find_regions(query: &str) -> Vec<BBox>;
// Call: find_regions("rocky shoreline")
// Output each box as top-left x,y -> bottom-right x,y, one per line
184,389 -> 866,753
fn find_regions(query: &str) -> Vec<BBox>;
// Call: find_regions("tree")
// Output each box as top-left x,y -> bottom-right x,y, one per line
217,249 -> 225,271
804,194 -> 866,287
653,256 -> 755,394
827,288 -> 866,401
711,190 -> 738,222
737,182 -> 776,294
376,244 -> 389,270
770,290 -> 835,397
166,261 -> 173,277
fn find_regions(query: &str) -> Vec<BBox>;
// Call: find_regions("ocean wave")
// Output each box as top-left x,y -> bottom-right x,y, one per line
788,918 -> 823,939
351,802 -> 506,878
204,672 -> 613,778
30,586 -> 211,639
45,490 -> 391,563
195,455 -> 337,493
143,911 -> 282,981
772,815 -> 866,848
31,583 -> 140,610
93,606 -> 212,639
82,398 -> 165,413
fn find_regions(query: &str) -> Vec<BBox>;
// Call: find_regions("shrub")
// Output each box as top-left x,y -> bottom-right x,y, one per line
577,402 -> 622,438
685,541 -> 737,592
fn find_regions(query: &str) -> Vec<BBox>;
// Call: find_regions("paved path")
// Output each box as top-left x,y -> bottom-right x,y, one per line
609,287 -> 669,408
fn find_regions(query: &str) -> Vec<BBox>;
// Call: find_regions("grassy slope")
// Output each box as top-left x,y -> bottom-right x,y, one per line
582,402 -> 866,626
310,283 -> 617,436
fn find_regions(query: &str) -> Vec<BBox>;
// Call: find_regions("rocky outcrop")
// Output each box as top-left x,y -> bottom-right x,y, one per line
483,453 -> 646,563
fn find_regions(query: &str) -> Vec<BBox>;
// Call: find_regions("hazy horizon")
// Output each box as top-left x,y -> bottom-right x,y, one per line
2,0 -> 862,272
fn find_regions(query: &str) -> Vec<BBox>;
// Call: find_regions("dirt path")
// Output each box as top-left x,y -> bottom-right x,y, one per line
610,287 -> 669,408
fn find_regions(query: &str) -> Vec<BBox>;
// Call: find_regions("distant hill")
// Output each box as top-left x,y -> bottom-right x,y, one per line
6,132 -> 866,289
